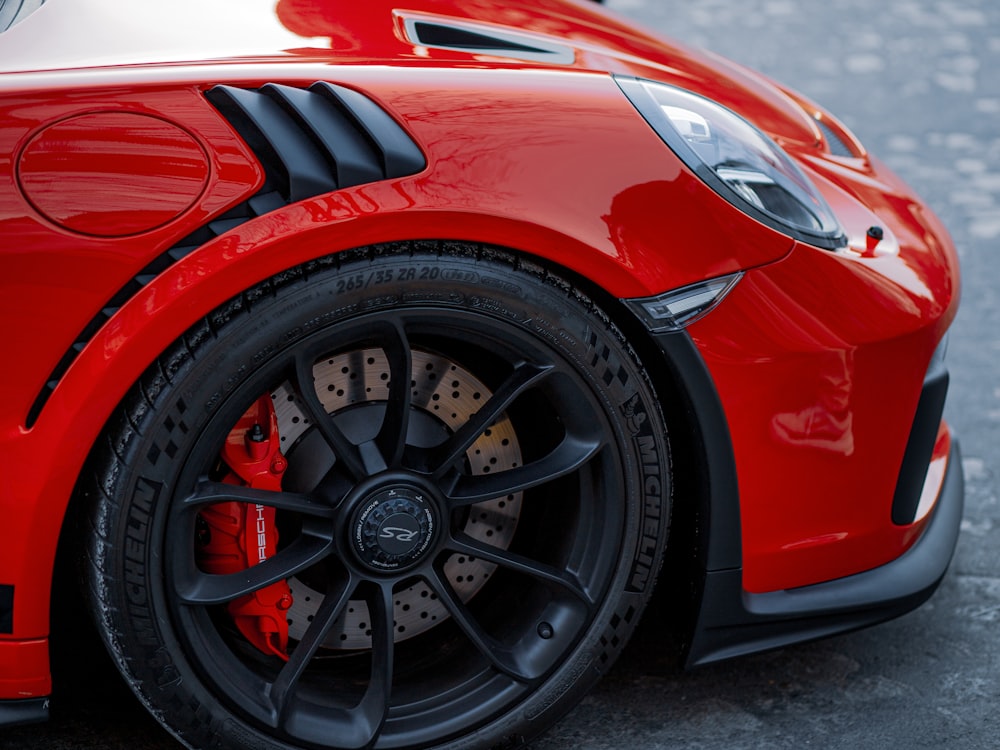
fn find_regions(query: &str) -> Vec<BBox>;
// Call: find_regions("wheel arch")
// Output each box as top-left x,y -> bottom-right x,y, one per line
30,223 -> 729,689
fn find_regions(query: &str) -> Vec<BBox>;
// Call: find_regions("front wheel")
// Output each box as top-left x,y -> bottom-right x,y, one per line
83,244 -> 670,750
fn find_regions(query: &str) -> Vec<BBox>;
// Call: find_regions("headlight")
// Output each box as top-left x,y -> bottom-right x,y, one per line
616,76 -> 846,251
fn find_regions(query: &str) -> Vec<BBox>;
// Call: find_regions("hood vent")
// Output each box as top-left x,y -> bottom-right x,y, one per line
404,17 -> 574,64
813,116 -> 856,158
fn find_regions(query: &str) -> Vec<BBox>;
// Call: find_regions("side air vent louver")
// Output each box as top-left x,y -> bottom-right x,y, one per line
814,117 -> 855,158
26,82 -> 425,428
206,82 -> 425,204
404,17 -> 575,65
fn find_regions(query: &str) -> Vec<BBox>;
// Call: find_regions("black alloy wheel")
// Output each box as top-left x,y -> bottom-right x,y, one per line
83,244 -> 670,750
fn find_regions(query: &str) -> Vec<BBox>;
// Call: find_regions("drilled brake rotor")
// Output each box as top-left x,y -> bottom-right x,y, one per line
270,348 -> 522,649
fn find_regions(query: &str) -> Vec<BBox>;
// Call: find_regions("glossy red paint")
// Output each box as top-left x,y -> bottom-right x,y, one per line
0,0 -> 960,720
18,112 -> 210,236
0,86 -> 262,431
0,640 -> 49,699
689,150 -> 958,592
0,67 -> 799,666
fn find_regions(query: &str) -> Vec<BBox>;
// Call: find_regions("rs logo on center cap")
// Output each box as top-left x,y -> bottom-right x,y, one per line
351,486 -> 436,571
380,527 -> 420,542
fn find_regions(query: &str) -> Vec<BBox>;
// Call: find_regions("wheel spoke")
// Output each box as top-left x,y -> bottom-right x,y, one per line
445,433 -> 606,507
431,362 -> 552,475
173,533 -> 332,605
268,581 -> 396,749
448,533 -> 595,607
351,582 -> 396,748
182,479 -> 335,519
425,568 -> 536,683
280,581 -> 396,748
291,350 -> 371,480
374,320 -> 413,469
270,570 -> 358,725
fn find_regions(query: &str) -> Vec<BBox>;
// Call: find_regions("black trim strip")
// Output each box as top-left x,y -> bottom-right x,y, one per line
892,349 -> 949,524
0,698 -> 49,728
0,584 -> 11,633
404,18 -> 575,64
648,330 -> 742,572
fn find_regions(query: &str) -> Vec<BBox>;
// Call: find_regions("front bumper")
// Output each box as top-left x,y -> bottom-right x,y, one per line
686,435 -> 963,666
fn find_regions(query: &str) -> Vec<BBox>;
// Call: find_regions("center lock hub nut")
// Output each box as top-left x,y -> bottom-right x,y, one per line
351,486 -> 437,572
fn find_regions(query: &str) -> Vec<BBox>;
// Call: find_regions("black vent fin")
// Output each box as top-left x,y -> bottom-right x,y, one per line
207,83 -> 425,204
206,85 -> 338,203
208,217 -> 250,236
310,82 -> 427,179
261,83 -> 383,187
248,190 -> 287,216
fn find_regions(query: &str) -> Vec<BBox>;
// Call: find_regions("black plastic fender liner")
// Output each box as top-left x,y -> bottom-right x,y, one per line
646,329 -> 743,574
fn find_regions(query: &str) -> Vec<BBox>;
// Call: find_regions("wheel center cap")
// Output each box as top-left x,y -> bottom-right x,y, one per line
351,486 -> 436,572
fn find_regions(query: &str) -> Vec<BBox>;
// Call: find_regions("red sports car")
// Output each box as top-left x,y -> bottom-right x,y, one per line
0,0 -> 961,748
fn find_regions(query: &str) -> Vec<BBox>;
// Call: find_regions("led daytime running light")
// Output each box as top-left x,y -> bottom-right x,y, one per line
626,273 -> 742,332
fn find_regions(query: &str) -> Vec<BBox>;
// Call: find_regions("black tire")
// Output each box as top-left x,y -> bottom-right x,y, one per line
82,243 -> 670,750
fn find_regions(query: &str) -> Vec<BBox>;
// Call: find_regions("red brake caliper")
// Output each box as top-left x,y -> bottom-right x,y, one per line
196,395 -> 293,660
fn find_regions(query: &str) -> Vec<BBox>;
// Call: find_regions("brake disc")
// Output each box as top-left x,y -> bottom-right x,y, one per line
270,348 -> 522,649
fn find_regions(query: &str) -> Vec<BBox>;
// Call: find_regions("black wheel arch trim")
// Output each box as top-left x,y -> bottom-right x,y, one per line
641,329 -> 743,574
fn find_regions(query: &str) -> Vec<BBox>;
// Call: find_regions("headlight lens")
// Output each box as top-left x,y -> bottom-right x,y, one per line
616,76 -> 846,250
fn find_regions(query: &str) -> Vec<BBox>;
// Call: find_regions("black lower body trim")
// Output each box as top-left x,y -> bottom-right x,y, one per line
685,438 -> 964,667
893,344 -> 949,524
0,697 -> 49,728
0,584 -> 12,633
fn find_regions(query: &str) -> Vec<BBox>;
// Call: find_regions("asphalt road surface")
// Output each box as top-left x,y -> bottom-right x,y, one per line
6,1 -> 1000,749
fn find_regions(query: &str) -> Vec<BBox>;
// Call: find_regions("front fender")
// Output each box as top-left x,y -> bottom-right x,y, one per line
0,65 -> 795,693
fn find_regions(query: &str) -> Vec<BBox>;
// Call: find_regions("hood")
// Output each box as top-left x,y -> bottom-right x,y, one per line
0,0 -> 821,146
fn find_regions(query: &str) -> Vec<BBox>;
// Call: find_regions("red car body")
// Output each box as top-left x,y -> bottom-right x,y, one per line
0,0 -> 961,747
